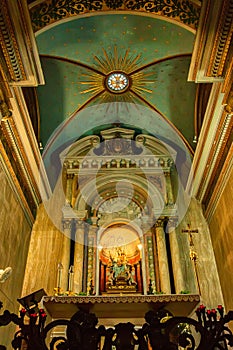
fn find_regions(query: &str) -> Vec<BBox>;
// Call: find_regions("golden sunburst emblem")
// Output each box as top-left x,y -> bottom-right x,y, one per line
106,71 -> 130,93
80,46 -> 154,101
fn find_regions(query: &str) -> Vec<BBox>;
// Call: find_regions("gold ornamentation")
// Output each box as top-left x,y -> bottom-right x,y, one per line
0,140 -> 34,226
106,72 -> 129,93
0,89 -> 11,118
80,46 -> 154,99
225,90 -> 233,114
207,0 -> 233,77
43,293 -> 200,304
0,1 -> 26,81
1,116 -> 41,212
30,0 -> 200,32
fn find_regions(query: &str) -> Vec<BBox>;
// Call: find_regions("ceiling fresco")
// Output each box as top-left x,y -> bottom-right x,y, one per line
35,14 -> 197,155
30,0 -> 201,32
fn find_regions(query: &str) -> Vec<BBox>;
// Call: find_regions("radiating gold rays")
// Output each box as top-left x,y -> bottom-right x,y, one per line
93,46 -> 141,74
80,72 -> 104,95
80,46 -> 154,97
130,71 -> 155,95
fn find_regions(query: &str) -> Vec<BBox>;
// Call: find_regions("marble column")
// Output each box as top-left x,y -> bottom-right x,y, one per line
164,171 -> 174,205
71,174 -> 78,207
168,219 -> 186,293
87,224 -> 98,295
61,219 -> 72,292
65,174 -> 74,204
142,216 -> 155,294
155,220 -> 171,294
73,220 -> 85,294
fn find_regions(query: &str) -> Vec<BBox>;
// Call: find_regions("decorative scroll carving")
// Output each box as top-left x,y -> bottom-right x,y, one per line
0,1 -> 26,82
207,0 -> 233,77
30,0 -> 200,32
43,294 -> 200,304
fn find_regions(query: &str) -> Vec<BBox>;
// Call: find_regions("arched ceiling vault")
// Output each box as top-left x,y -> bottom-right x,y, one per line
34,12 -> 198,160
29,1 -> 201,33
1,0 -> 232,223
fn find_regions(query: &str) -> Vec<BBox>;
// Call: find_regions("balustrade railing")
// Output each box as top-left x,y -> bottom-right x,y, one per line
0,300 -> 233,350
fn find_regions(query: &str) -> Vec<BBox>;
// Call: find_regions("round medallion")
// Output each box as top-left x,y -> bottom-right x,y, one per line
106,72 -> 129,93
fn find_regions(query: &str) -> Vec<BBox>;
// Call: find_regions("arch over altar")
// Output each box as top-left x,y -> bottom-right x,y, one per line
57,126 -> 198,296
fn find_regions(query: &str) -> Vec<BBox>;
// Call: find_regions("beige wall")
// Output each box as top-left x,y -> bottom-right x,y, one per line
22,203 -> 65,297
209,166 -> 233,312
177,198 -> 224,308
0,165 -> 32,347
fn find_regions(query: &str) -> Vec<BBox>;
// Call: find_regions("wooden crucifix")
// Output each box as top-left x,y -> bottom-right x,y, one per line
182,224 -> 201,294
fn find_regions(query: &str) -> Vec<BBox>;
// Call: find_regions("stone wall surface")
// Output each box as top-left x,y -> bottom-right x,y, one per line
177,197 -> 224,309
22,203 -> 64,297
209,167 -> 233,312
0,165 -> 31,347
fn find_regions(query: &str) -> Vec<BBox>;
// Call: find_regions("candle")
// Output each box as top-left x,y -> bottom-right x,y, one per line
57,262 -> 63,290
68,265 -> 74,292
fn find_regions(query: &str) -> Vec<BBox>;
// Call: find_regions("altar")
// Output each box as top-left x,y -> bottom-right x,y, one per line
43,294 -> 200,326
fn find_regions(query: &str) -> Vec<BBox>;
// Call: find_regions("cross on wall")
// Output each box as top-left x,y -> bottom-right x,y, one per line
182,224 -> 201,294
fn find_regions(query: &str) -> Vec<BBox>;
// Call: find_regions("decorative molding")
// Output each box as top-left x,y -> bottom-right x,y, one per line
205,142 -> 233,222
43,293 -> 200,305
196,111 -> 232,203
29,0 -> 200,33
0,1 -> 26,82
188,0 -> 233,82
0,140 -> 34,226
0,0 -> 44,86
207,0 -> 233,78
224,89 -> 233,114
9,87 -> 52,202
0,87 -> 12,121
1,116 -> 41,209
186,83 -> 223,197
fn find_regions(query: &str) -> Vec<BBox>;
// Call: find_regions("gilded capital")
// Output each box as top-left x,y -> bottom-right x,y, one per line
155,219 -> 165,228
62,219 -> 72,231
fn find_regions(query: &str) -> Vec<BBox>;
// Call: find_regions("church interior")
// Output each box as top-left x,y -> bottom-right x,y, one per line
0,0 -> 233,348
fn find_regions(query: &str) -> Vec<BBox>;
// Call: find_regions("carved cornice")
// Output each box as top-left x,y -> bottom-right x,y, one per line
0,0 -> 44,86
29,0 -> 200,33
206,0 -> 233,78
188,0 -> 233,82
0,1 -> 26,82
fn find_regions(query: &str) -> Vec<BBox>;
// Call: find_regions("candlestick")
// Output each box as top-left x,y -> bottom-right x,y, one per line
57,262 -> 63,291
68,265 -> 74,293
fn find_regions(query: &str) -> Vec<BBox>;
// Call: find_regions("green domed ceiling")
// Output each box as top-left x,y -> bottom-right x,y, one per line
35,13 -> 197,154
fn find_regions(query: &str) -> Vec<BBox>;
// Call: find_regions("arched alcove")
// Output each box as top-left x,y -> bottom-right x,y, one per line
97,224 -> 144,295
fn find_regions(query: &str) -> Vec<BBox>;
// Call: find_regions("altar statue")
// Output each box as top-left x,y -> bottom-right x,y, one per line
106,247 -> 137,293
